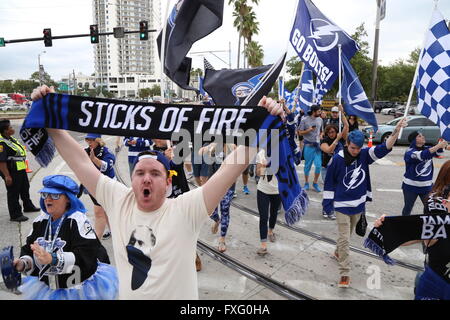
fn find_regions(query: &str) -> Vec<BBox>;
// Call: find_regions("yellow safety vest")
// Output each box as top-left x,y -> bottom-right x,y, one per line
0,136 -> 27,171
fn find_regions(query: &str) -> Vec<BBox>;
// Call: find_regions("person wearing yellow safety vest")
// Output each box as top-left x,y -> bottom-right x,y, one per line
0,119 -> 40,222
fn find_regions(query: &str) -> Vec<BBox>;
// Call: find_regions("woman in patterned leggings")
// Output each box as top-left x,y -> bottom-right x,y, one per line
200,143 -> 236,253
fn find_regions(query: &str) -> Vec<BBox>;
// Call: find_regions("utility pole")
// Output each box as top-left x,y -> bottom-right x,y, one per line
370,0 -> 385,107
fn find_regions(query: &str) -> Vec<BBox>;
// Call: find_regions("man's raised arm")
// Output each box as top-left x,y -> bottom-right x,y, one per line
31,86 -> 101,197
202,97 -> 284,214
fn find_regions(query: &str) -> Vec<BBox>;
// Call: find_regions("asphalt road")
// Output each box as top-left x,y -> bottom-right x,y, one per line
0,114 -> 440,300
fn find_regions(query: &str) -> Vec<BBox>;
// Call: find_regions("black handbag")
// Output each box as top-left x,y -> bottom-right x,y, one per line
355,212 -> 368,237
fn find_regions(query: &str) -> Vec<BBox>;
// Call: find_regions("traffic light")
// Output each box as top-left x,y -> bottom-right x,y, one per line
90,24 -> 99,44
43,28 -> 52,47
139,21 -> 148,40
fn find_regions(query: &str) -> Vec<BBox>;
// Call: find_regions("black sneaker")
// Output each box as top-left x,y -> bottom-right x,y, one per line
23,205 -> 40,213
102,231 -> 111,240
10,215 -> 29,222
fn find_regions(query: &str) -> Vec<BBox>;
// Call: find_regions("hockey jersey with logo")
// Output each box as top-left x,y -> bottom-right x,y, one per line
402,142 -> 443,194
20,211 -> 109,289
124,137 -> 153,164
322,143 -> 391,215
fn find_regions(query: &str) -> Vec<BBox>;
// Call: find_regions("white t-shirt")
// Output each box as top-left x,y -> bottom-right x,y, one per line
96,174 -> 208,300
256,150 -> 279,195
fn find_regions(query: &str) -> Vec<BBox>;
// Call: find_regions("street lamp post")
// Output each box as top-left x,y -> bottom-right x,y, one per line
38,51 -> 46,86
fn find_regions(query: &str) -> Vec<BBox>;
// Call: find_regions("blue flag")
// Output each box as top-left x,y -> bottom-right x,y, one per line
290,0 -> 358,90
278,77 -> 283,100
341,55 -> 378,132
198,76 -> 206,96
298,65 -> 314,113
314,79 -> 327,105
416,9 -> 450,140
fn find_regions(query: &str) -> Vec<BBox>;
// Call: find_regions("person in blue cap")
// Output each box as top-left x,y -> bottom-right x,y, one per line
32,85 -> 284,300
322,118 -> 407,289
12,174 -> 118,299
78,133 -> 115,240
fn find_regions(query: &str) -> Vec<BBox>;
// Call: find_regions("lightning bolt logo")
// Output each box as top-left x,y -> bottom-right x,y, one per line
301,79 -> 314,93
416,160 -> 432,177
343,164 -> 366,190
308,24 -> 342,40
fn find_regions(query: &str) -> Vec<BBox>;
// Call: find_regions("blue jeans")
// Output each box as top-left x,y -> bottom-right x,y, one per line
257,190 -> 281,242
401,189 -> 428,216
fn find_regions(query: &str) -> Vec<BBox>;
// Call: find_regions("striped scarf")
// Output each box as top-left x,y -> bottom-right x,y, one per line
20,93 -> 308,225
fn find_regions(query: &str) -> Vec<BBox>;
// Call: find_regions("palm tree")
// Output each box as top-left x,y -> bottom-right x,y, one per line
243,40 -> 264,67
228,0 -> 260,68
240,9 -> 259,68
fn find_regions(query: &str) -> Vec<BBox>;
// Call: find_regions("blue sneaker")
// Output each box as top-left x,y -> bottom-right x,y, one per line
313,183 -> 322,192
304,182 -> 310,190
243,185 -> 250,194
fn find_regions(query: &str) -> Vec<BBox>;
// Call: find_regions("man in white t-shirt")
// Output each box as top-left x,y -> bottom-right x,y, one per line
31,85 -> 284,300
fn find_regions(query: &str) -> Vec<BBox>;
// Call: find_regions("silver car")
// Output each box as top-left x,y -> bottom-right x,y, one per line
363,115 -> 441,145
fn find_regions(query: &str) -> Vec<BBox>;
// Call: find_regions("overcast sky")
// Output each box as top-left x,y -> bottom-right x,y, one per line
0,0 -> 449,82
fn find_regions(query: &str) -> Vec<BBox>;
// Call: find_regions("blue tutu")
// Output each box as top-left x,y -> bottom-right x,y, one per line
19,262 -> 118,300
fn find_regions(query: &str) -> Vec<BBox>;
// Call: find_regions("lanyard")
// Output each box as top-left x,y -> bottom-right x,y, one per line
44,215 -> 65,252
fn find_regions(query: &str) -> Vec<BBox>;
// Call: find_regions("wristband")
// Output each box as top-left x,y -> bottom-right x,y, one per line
51,252 -> 58,266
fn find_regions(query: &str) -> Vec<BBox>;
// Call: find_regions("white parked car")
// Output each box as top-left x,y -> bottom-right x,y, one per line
381,107 -> 395,115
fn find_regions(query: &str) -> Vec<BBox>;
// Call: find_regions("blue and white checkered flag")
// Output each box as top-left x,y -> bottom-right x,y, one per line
416,8 -> 450,140
341,55 -> 378,132
298,65 -> 314,113
314,79 -> 327,105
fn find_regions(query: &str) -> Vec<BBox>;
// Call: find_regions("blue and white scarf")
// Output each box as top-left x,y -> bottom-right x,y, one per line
21,94 -> 308,225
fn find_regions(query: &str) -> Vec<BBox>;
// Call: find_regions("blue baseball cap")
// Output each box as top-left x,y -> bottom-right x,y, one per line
133,150 -> 171,171
85,133 -> 102,139
348,130 -> 365,148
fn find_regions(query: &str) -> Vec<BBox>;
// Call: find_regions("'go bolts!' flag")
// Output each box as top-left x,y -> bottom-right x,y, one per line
290,0 -> 359,90
416,8 -> 450,140
298,65 -> 314,113
157,0 -> 224,90
341,55 -> 378,132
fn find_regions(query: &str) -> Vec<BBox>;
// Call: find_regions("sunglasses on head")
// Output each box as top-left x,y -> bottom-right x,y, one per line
41,192 -> 62,200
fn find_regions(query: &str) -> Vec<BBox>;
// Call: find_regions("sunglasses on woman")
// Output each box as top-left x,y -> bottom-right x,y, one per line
41,192 -> 62,200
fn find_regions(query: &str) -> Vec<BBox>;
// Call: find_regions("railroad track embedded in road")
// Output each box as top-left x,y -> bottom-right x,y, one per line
113,148 -> 315,300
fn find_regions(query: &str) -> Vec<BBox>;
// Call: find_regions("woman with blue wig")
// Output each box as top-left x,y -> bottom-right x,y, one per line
12,174 -> 118,300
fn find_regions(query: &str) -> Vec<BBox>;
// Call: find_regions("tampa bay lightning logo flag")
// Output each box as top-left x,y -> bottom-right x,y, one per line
341,55 -> 378,132
298,65 -> 314,113
203,65 -> 271,106
290,0 -> 358,90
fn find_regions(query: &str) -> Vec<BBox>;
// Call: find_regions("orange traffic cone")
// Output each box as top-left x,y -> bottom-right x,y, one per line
23,145 -> 33,173
367,131 -> 373,148
25,159 -> 33,173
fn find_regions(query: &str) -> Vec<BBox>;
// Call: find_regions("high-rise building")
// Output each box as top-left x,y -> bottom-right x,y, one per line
92,0 -> 162,98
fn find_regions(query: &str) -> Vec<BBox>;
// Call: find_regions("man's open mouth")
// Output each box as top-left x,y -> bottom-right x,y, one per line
143,189 -> 150,197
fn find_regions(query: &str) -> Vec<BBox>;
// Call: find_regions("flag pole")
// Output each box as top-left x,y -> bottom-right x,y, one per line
160,0 -> 172,103
338,44 -> 342,133
399,0 -> 439,139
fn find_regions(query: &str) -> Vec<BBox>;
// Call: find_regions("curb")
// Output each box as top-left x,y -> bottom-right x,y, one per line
0,113 -> 27,120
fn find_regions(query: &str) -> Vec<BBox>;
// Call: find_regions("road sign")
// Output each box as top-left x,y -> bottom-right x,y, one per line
58,82 -> 69,91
